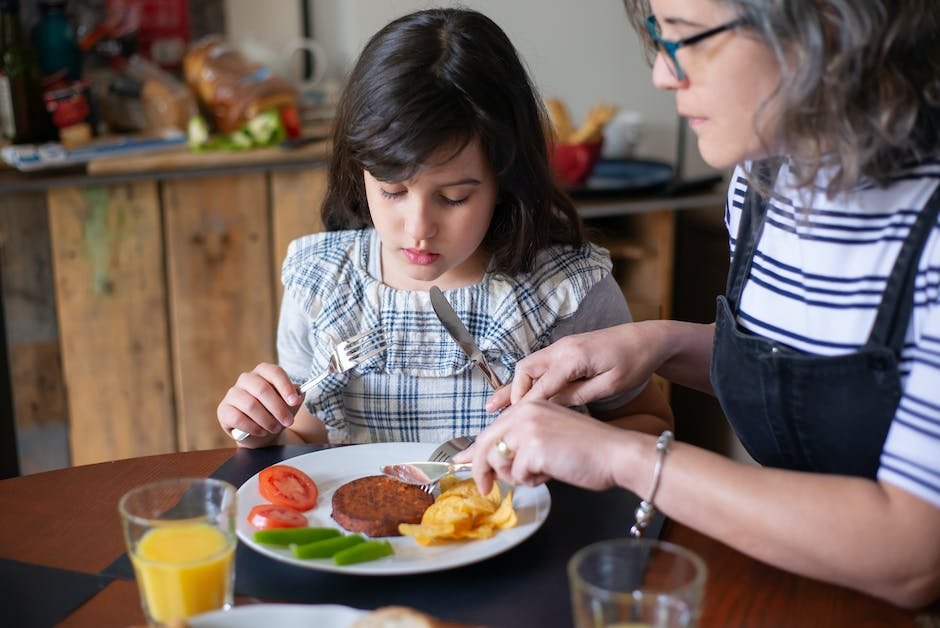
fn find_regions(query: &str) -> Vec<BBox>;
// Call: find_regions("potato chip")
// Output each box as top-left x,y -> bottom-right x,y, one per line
398,475 -> 518,544
485,490 -> 518,529
442,478 -> 501,507
437,475 -> 460,492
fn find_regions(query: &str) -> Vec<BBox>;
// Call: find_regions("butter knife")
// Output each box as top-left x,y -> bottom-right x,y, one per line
429,285 -> 503,390
381,461 -> 473,486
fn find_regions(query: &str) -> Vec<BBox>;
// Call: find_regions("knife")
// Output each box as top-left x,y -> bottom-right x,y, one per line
381,461 -> 473,486
429,285 -> 503,390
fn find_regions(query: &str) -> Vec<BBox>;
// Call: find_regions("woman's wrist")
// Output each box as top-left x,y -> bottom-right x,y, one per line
642,319 -> 715,392
609,429 -> 658,494
632,319 -> 678,376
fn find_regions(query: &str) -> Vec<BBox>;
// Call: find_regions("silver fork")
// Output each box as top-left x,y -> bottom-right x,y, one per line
418,435 -> 476,493
230,326 -> 387,442
428,434 -> 476,463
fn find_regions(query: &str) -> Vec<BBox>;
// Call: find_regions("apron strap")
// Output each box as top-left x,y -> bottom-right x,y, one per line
866,182 -> 940,351
726,161 -> 776,308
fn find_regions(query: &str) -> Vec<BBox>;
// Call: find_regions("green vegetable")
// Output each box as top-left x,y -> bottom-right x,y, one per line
290,533 -> 365,559
187,115 -> 209,149
228,129 -> 253,150
332,539 -> 394,565
253,527 -> 340,547
246,108 -> 284,145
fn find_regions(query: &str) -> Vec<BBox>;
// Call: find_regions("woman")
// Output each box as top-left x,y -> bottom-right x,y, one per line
457,0 -> 940,607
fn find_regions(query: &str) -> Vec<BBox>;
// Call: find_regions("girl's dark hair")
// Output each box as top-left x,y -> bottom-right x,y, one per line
624,0 -> 940,196
322,8 -> 584,275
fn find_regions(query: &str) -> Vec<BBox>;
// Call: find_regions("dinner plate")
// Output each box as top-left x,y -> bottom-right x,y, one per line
567,158 -> 674,198
236,442 -> 551,575
189,603 -> 365,627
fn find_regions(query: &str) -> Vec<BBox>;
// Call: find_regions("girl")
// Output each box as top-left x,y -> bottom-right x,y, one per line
217,8 -> 673,446
460,0 -> 940,608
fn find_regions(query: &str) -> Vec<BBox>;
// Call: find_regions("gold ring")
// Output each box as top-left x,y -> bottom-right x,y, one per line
496,439 -> 515,460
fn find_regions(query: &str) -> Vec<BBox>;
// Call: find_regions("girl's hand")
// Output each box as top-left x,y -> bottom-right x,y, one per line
454,399 -> 633,496
216,363 -> 303,447
486,322 -> 665,411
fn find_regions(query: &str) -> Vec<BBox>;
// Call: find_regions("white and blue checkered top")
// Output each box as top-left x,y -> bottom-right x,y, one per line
279,228 -> 623,444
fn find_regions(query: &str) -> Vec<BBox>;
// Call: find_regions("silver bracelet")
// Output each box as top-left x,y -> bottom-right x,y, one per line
630,430 -> 674,538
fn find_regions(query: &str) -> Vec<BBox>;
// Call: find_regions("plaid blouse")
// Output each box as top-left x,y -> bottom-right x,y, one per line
280,228 -> 614,444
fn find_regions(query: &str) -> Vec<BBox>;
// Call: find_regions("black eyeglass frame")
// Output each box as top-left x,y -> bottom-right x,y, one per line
645,15 -> 744,80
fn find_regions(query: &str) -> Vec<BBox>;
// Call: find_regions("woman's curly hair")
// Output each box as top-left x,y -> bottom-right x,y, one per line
624,0 -> 940,196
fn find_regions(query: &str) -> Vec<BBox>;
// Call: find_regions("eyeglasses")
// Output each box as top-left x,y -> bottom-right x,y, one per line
645,15 -> 744,80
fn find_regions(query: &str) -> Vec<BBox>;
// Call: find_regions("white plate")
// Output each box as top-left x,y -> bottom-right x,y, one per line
190,603 -> 365,627
236,442 -> 551,575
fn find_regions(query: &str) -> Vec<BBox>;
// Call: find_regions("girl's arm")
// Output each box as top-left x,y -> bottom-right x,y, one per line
278,405 -> 329,444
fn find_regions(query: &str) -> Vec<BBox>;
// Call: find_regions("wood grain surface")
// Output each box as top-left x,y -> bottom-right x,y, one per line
163,174 -> 275,452
270,168 -> 327,307
86,138 -> 331,176
0,448 -> 933,627
47,183 -> 176,465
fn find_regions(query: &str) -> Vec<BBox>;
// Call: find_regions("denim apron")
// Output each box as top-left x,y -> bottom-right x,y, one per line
710,173 -> 940,477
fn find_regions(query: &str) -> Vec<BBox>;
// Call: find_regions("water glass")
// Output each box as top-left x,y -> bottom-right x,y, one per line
119,478 -> 237,625
568,538 -> 707,628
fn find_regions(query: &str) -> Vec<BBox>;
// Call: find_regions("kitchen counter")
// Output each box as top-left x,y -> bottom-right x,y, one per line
0,136 -> 331,192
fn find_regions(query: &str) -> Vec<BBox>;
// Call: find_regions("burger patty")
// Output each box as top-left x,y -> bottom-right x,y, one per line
332,475 -> 434,537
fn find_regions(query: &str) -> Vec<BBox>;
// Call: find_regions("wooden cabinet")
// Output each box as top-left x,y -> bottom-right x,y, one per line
0,157 -> 723,471
1,158 -> 329,470
585,210 -> 676,323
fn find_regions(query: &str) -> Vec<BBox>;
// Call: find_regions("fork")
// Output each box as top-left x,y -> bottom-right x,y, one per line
230,326 -> 387,442
416,435 -> 477,493
428,434 -> 476,463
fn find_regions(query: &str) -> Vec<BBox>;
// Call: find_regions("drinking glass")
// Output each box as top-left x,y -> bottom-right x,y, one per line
119,478 -> 237,625
568,538 -> 707,628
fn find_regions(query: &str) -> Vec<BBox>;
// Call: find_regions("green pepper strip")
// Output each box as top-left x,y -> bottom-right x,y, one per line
332,539 -> 394,565
291,533 -> 366,559
253,527 -> 341,547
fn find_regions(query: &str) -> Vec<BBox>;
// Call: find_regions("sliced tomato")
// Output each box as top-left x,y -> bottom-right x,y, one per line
247,503 -> 308,529
259,464 -> 319,511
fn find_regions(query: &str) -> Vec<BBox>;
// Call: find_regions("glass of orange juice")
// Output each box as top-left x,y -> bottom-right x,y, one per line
119,478 -> 237,625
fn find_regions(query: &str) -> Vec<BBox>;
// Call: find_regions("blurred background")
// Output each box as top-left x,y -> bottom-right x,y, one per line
228,0 -> 720,181
1,0 -> 739,477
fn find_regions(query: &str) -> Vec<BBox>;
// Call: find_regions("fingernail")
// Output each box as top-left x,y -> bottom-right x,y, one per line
287,394 -> 301,405
282,415 -> 294,427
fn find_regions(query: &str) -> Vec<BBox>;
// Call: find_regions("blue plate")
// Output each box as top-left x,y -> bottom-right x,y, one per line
567,158 -> 674,198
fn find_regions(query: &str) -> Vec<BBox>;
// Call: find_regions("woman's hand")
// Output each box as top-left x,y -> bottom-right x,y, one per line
216,363 -> 303,448
486,322 -> 666,412
486,320 -> 716,412
454,399 -> 637,496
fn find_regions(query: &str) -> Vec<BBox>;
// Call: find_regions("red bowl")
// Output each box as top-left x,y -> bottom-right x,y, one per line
550,140 -> 603,187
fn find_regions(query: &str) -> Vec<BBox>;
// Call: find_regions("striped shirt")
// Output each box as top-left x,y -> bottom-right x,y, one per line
726,160 -> 940,508
277,228 -> 632,444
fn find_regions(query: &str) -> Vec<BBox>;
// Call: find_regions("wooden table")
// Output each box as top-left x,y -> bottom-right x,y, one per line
0,447 -> 932,627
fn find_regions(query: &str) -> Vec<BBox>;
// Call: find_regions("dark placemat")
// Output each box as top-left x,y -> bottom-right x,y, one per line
102,445 -> 663,628
2,557 -> 113,628
100,445 -> 324,582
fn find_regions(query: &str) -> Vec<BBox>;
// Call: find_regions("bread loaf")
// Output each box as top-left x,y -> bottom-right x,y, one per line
352,606 -> 485,628
182,36 -> 298,132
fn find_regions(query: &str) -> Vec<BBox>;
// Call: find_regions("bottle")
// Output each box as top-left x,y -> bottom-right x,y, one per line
33,0 -> 82,88
0,0 -> 54,143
